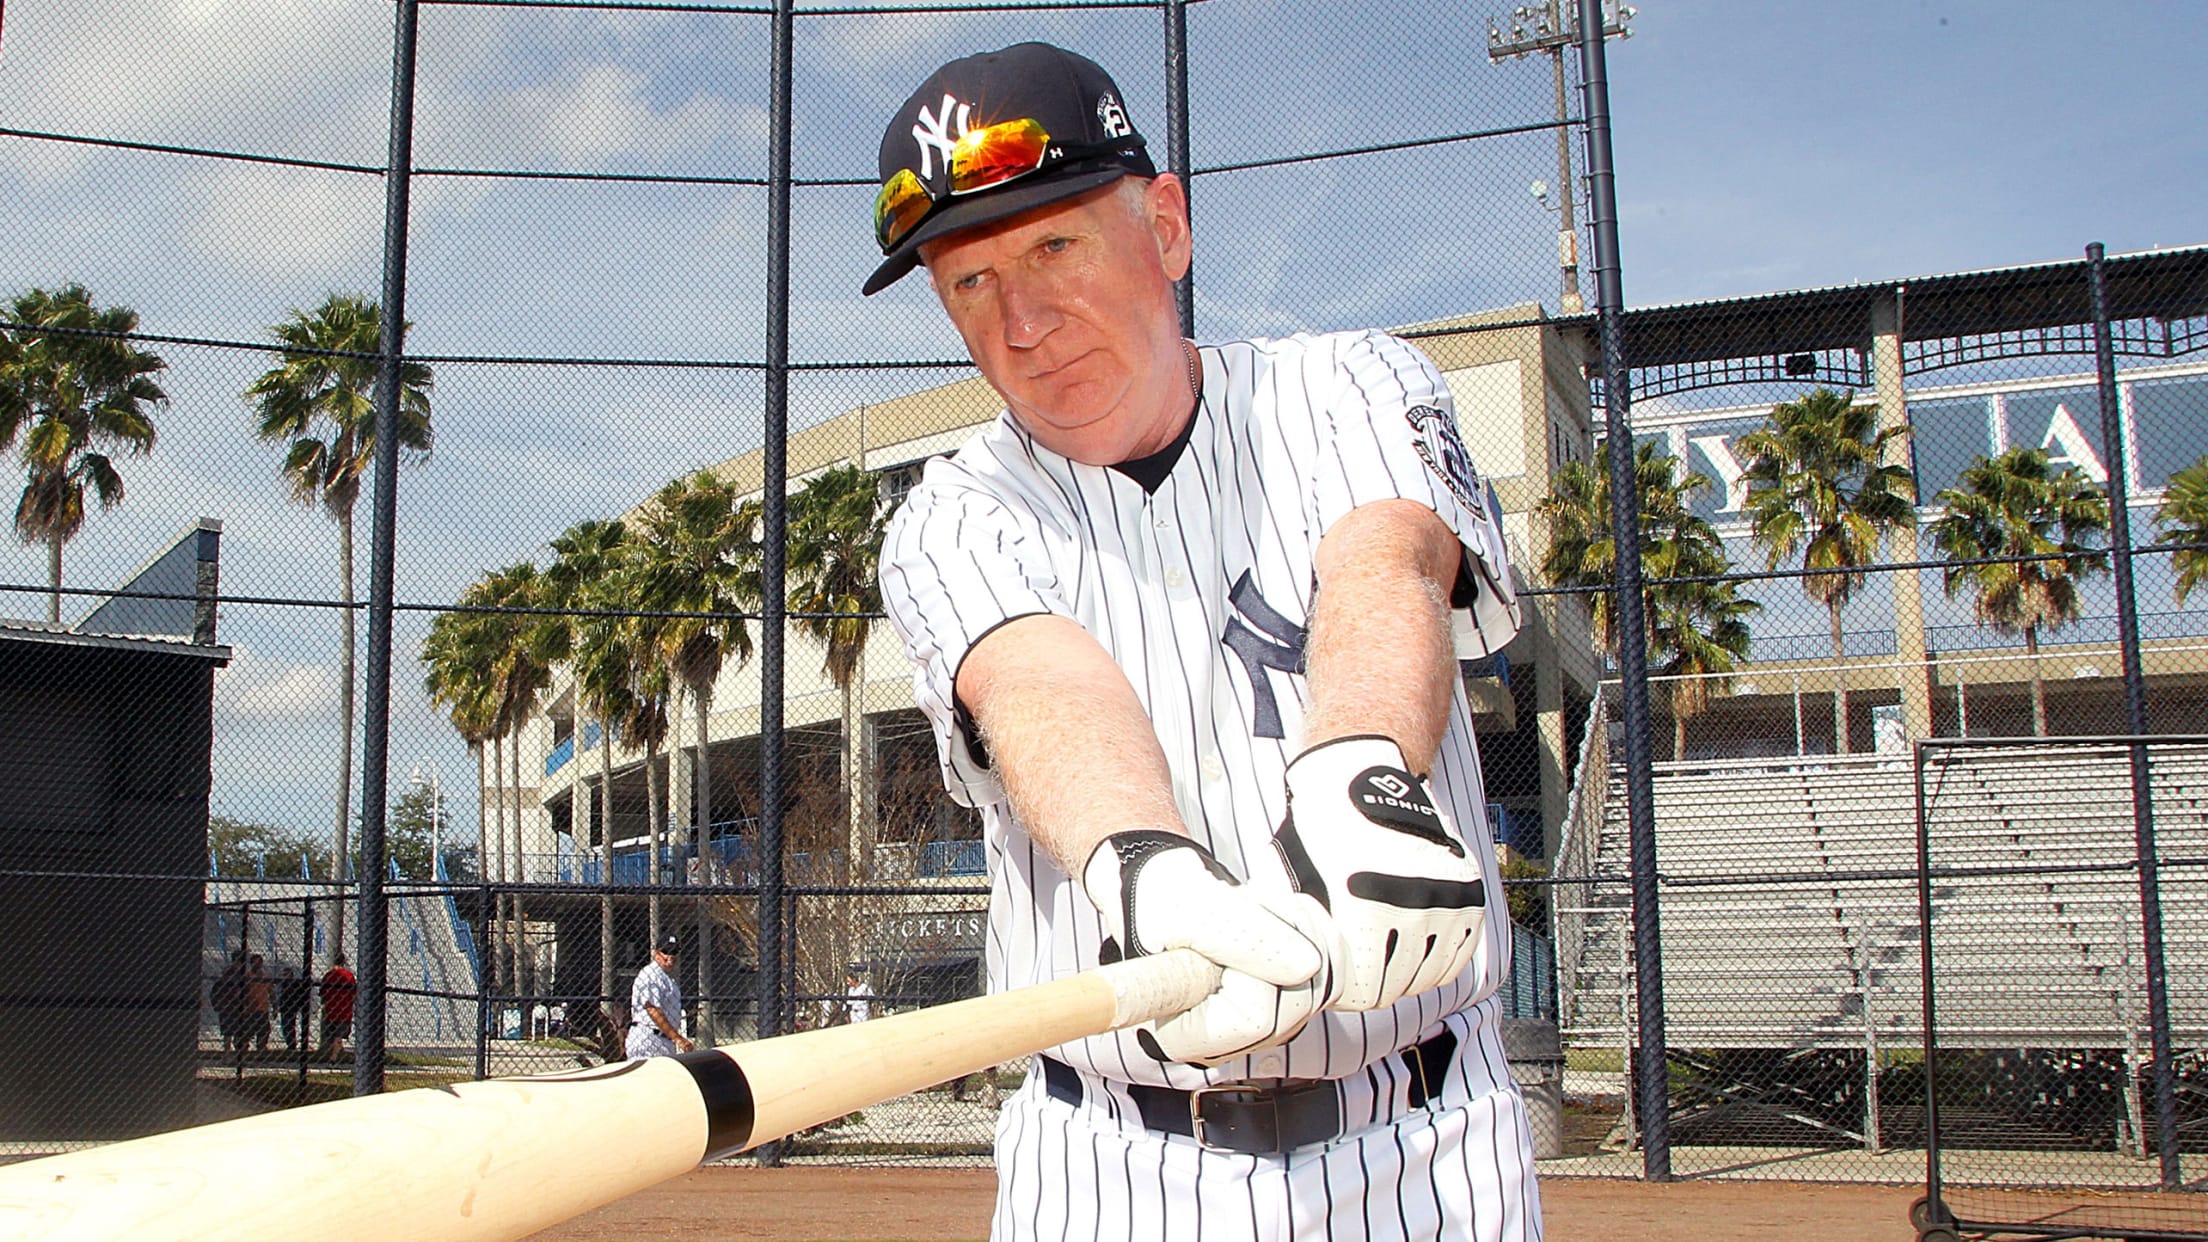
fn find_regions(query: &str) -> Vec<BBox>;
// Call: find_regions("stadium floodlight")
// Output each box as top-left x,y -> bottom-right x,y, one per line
1485,0 -> 1635,314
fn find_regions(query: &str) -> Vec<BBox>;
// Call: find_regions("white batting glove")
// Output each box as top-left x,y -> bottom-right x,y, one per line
1082,830 -> 1341,1066
1273,735 -> 1487,1011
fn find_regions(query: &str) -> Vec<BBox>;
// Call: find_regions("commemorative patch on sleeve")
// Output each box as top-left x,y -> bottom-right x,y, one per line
1405,404 -> 1484,513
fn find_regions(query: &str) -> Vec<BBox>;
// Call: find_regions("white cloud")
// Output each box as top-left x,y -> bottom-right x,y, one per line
0,0 -> 390,159
184,163 -> 385,280
214,640 -> 337,721
534,63 -> 749,167
803,12 -> 988,77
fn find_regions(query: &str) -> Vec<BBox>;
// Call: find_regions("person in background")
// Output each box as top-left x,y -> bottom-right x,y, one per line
844,971 -> 874,1024
320,951 -> 357,1061
277,962 -> 310,1052
243,953 -> 273,1055
627,933 -> 693,1059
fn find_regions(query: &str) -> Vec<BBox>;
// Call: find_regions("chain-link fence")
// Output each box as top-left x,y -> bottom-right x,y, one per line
1542,245 -> 2208,1217
4,2 -> 2206,1214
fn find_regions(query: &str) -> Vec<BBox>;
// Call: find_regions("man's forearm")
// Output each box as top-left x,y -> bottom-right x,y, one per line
958,614 -> 1188,876
1301,499 -> 1460,770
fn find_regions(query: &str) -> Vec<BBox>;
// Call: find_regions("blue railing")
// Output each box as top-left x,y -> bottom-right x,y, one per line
575,846 -> 685,886
920,839 -> 987,877
545,720 -> 613,777
436,849 -> 482,985
553,830 -> 987,885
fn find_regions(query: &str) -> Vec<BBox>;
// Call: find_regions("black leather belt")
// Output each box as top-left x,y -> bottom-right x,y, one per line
1040,1027 -> 1458,1156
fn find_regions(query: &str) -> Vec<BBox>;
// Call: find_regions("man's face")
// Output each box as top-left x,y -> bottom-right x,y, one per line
920,176 -> 1192,465
654,948 -> 676,971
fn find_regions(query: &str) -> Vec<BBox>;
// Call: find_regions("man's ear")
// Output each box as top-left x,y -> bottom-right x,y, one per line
1146,174 -> 1192,282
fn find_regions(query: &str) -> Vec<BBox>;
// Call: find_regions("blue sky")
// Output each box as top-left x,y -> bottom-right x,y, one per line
0,0 -> 2201,838
1610,1 -> 2208,299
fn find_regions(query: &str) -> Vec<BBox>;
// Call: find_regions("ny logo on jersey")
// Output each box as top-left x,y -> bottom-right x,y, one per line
910,94 -> 972,181
1221,570 -> 1307,739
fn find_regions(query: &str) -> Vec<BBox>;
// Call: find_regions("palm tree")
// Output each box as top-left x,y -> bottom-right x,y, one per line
247,294 -> 433,945
543,518 -> 631,1014
1738,388 -> 1915,754
620,646 -> 673,945
478,562 -> 556,995
421,598 -> 502,985
1,285 -> 166,621
633,472 -> 759,1037
590,538 -> 675,947
633,472 -> 757,871
785,466 -> 890,875
2158,455 -> 2208,607
1929,448 -> 2110,737
1651,577 -> 1760,760
1537,442 -> 1757,757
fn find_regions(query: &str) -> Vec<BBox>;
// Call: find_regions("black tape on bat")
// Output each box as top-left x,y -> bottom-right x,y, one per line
676,1050 -> 756,1160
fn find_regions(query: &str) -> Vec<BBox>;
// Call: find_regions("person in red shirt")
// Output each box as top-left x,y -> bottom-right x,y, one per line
244,954 -> 274,1054
319,951 -> 357,1061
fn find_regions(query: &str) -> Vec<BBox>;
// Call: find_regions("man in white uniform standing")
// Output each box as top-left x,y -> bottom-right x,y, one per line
869,42 -> 1540,1242
627,933 -> 692,1059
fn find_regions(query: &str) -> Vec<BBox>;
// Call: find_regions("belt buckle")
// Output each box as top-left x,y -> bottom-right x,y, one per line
1186,1084 -> 1260,1150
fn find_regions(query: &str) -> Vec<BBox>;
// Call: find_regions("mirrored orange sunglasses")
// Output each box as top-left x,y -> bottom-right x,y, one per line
873,117 -> 1059,254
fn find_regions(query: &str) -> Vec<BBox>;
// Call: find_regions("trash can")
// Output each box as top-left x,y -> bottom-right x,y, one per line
1499,1017 -> 1564,1159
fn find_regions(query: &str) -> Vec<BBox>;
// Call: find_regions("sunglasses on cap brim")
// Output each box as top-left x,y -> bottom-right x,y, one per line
873,117 -> 1129,254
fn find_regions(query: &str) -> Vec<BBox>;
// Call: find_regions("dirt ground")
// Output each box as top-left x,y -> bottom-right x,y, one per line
526,1167 -> 1923,1241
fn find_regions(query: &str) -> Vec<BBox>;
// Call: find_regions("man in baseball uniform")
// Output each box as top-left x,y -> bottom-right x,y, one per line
627,933 -> 693,1059
869,42 -> 1539,1242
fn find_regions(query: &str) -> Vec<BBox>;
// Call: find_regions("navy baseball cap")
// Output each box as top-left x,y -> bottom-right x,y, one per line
655,933 -> 680,955
864,42 -> 1155,295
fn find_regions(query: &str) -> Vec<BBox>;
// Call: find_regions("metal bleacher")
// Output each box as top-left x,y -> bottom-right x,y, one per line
1559,738 -> 2208,1057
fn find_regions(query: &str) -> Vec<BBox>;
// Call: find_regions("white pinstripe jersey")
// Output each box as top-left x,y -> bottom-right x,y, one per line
881,329 -> 1522,1090
626,961 -> 684,1058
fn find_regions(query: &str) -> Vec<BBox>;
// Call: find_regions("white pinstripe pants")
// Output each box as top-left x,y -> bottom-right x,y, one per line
991,1009 -> 1543,1242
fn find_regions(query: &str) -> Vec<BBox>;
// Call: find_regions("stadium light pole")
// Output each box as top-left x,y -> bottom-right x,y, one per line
410,763 -> 443,880
1574,0 -> 1668,1180
1487,0 -> 1632,316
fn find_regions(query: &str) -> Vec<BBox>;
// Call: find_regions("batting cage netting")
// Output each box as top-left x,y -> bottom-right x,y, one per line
2,3 -> 2205,1224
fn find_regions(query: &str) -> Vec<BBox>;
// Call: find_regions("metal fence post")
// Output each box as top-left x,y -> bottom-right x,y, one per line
1913,743 -> 1947,1223
300,898 -> 315,1090
1163,0 -> 1195,336
353,0 -> 422,1100
1577,0 -> 1667,1180
2088,242 -> 2177,1188
475,882 -> 492,1081
754,0 -> 796,1167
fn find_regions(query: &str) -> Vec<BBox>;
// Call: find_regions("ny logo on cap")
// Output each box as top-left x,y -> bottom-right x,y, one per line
911,94 -> 972,181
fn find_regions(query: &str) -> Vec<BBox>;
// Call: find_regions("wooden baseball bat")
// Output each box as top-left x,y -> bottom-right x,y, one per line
0,950 -> 1219,1242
